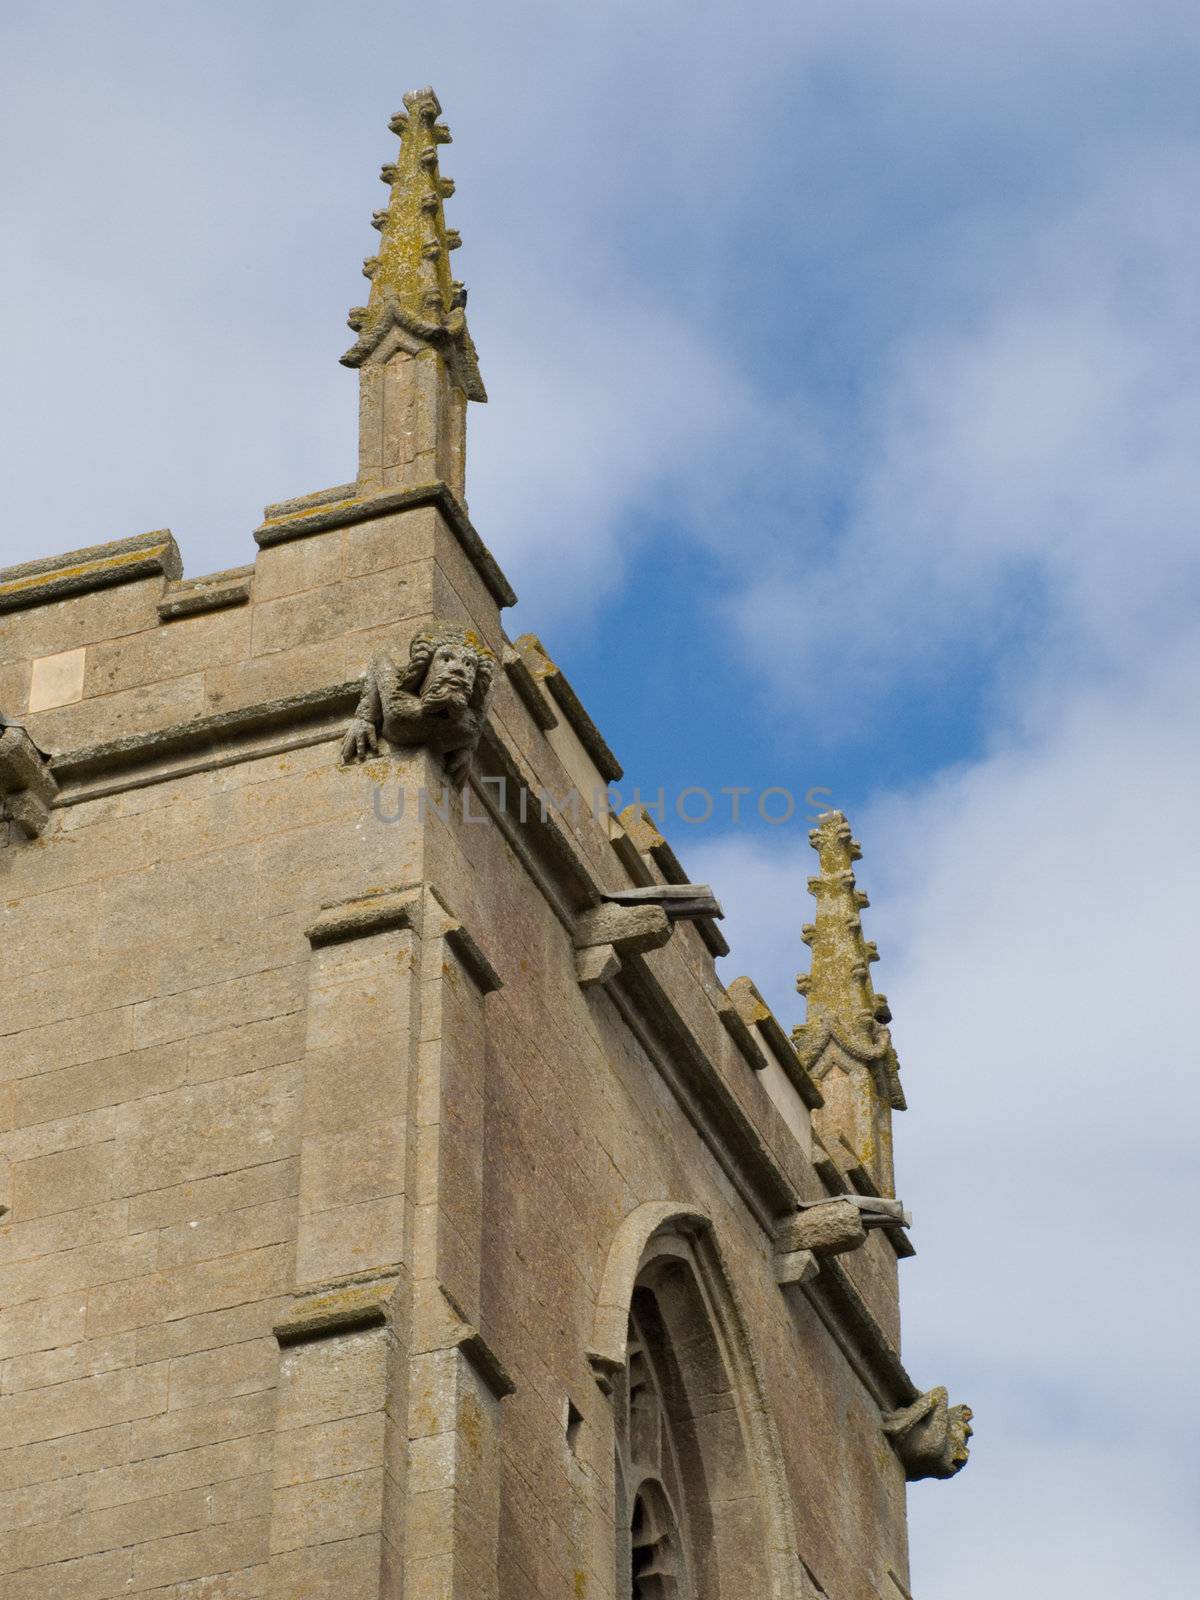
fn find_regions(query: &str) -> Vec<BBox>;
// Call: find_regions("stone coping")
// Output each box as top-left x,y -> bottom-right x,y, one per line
253,478 -> 518,610
726,976 -> 824,1109
0,529 -> 182,613
511,633 -> 623,783
158,565 -> 253,621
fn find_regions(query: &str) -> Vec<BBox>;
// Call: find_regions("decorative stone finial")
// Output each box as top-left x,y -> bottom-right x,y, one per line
882,1387 -> 973,1481
793,811 -> 905,1194
341,88 -> 485,404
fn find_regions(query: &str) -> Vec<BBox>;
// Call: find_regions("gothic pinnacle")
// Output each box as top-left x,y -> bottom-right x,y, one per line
340,87 -> 486,401
794,810 -> 907,1172
794,812 -> 890,1031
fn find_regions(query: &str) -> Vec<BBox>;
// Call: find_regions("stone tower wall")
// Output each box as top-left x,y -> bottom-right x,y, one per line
0,84 -> 968,1600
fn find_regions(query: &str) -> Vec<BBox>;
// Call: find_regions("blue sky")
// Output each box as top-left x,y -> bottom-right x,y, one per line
4,4 -> 1200,1594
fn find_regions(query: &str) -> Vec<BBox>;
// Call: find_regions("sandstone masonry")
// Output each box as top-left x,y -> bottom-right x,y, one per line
0,86 -> 970,1600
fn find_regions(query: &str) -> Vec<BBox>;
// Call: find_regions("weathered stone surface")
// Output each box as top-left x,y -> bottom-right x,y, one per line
776,1198 -> 868,1258
573,900 -> 671,955
0,529 -> 181,614
341,620 -> 495,787
0,85 -> 967,1600
883,1386 -> 974,1481
0,723 -> 57,839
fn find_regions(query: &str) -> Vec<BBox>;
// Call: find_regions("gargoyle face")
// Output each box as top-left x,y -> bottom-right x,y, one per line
420,642 -> 478,712
948,1404 -> 974,1470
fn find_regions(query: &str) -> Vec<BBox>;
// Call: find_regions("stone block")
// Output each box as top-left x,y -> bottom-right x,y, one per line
272,1412 -> 387,1489
130,966 -> 307,1052
269,1467 -> 385,1553
251,565 -> 428,658
186,1013 -> 306,1086
12,1043 -> 186,1129
136,1571 -> 268,1600
25,671 -> 206,753
0,1007 -> 134,1083
0,1290 -> 86,1360
114,1068 -> 302,1194
135,1298 -> 285,1365
573,901 -> 671,956
0,1421 -> 129,1493
130,1516 -> 269,1592
11,1141 -> 115,1221
5,1546 -> 130,1600
127,1158 -> 299,1233
298,1117 -> 407,1216
274,1328 -> 388,1430
253,532 -> 345,603
28,647 -> 86,712
84,1434 -> 272,1512
155,1198 -> 296,1271
0,1486 -> 208,1577
0,1360 -> 169,1449
0,1232 -> 156,1311
266,1533 -> 382,1600
167,1337 -> 279,1410
84,606 -> 252,699
2,1331 -> 137,1396
776,1200 -> 868,1258
129,1391 -> 277,1461
295,1194 -> 408,1284
208,1472 -> 273,1525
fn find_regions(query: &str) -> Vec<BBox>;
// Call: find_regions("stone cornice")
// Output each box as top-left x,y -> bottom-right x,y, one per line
0,529 -> 182,614
49,683 -> 359,801
157,566 -> 252,621
252,479 -> 518,610
617,803 -> 729,958
274,1273 -> 402,1346
305,884 -> 424,947
801,1257 -> 919,1411
428,887 -> 504,993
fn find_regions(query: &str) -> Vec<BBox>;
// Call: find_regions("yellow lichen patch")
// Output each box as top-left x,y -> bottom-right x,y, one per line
0,542 -> 174,599
261,496 -> 360,528
341,89 -> 484,400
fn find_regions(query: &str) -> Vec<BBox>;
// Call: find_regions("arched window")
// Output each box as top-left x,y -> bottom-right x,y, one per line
615,1297 -> 700,1599
605,1222 -> 802,1600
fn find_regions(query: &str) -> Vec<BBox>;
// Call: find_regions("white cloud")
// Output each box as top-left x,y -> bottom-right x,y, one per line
691,630 -> 1200,1596
731,149 -> 1200,718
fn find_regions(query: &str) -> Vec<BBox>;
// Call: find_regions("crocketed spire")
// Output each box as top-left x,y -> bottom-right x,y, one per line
794,811 -> 905,1194
342,87 -> 485,402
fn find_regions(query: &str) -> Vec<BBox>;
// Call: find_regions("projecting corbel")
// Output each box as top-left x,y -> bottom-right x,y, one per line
599,883 -> 724,922
0,722 -> 57,839
573,902 -> 671,988
773,1195 -> 911,1284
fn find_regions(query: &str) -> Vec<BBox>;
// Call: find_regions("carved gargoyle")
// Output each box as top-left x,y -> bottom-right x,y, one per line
341,622 -> 495,788
882,1386 -> 973,1481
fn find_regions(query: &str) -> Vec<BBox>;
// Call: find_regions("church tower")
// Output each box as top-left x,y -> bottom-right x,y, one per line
0,92 -> 969,1600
